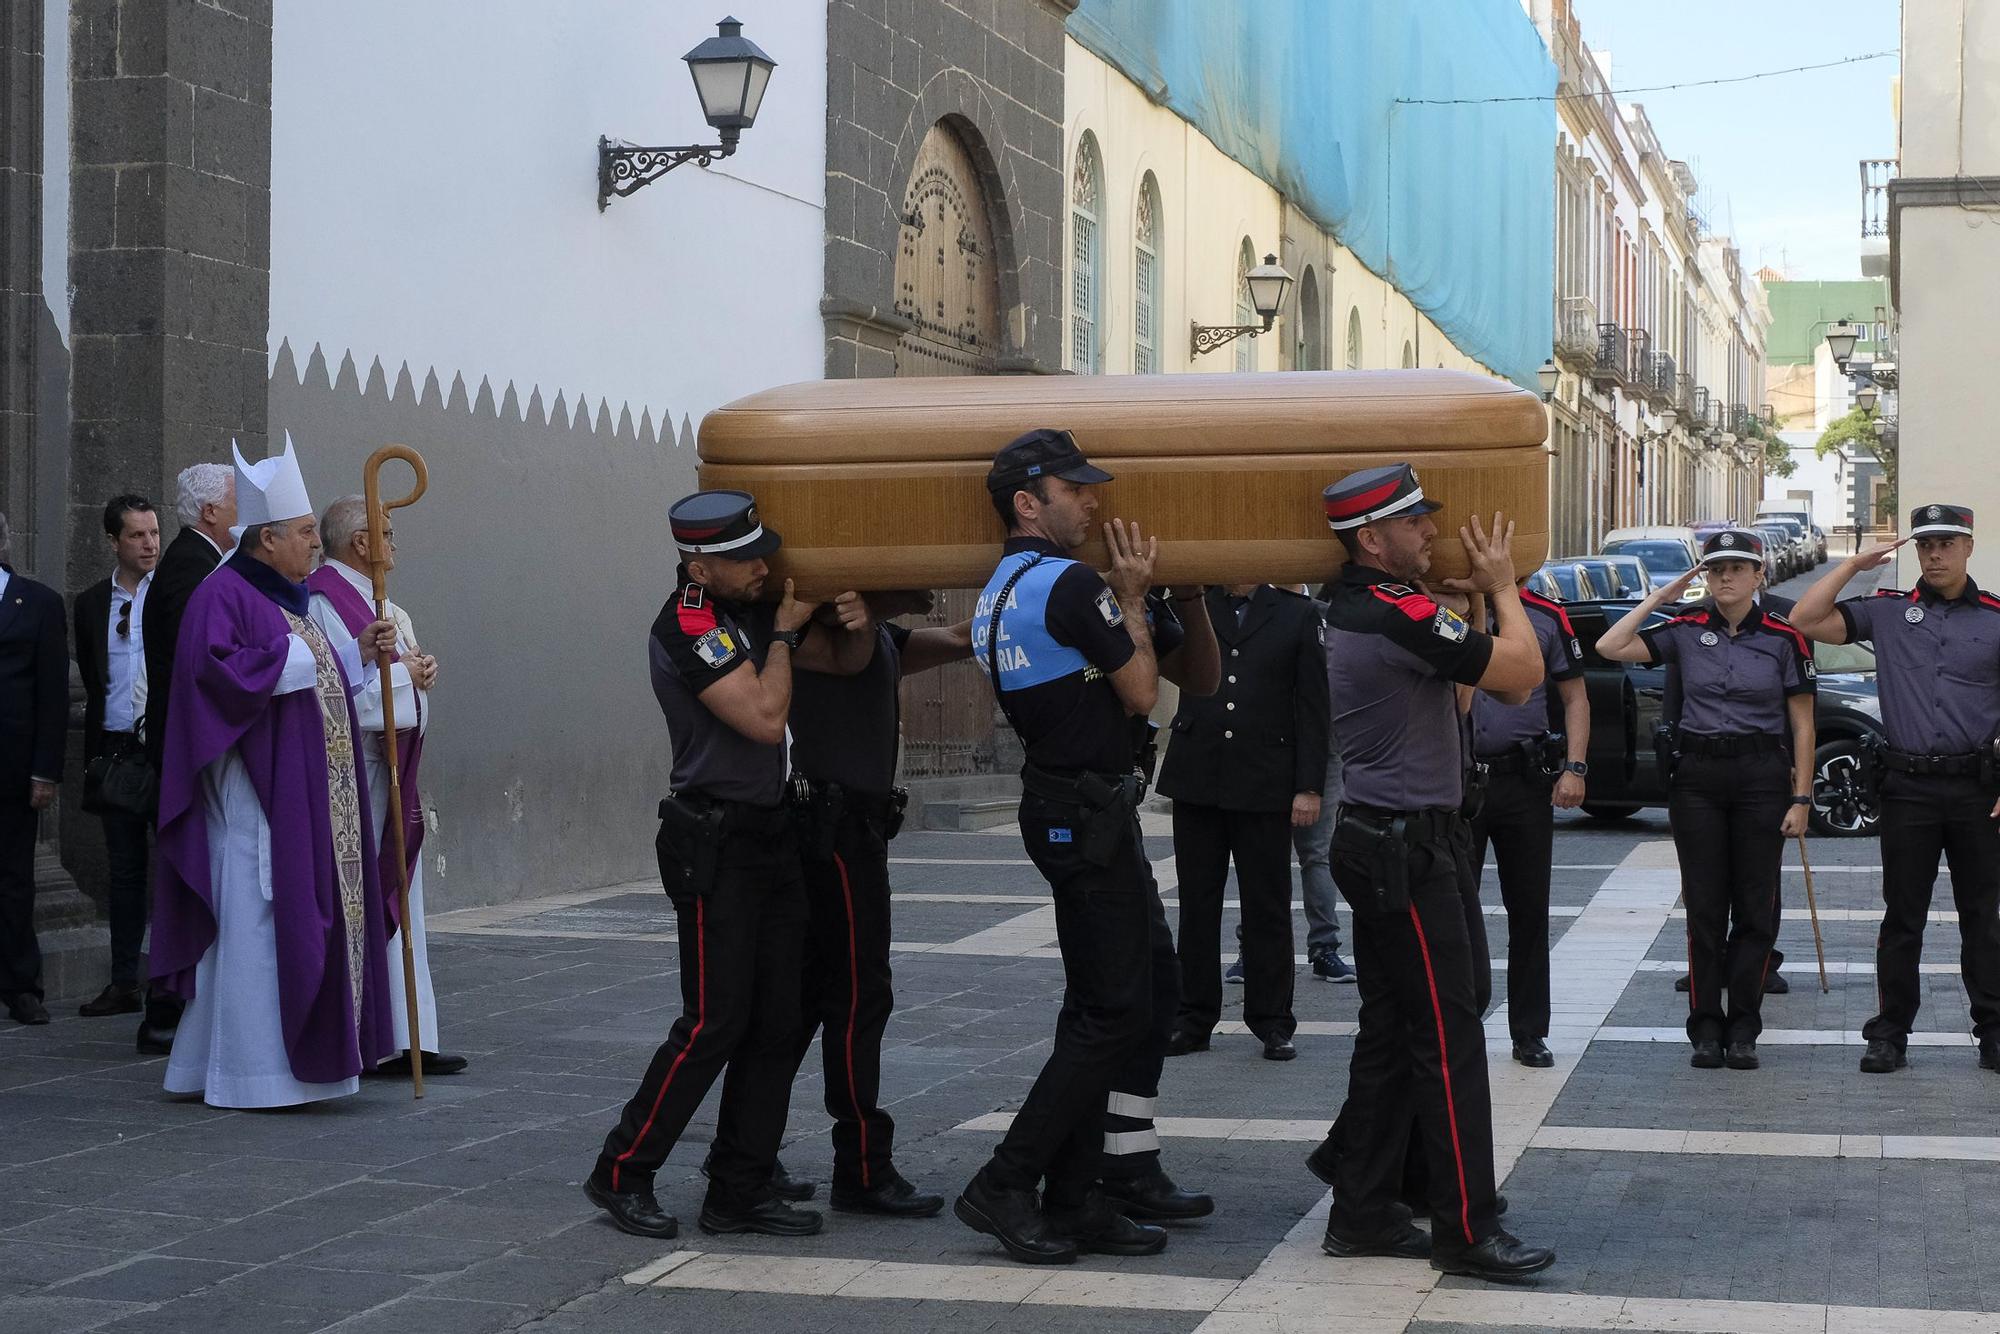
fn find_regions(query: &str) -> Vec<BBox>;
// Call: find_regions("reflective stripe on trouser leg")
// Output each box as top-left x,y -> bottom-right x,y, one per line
1106,1091 -> 1156,1119
1103,1128 -> 1161,1155
1103,1091 -> 1159,1158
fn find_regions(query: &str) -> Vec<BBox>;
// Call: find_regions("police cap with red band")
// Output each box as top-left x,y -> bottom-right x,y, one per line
1699,528 -> 1763,565
1321,462 -> 1444,531
985,428 -> 1116,495
1909,502 -> 1974,539
669,489 -> 782,559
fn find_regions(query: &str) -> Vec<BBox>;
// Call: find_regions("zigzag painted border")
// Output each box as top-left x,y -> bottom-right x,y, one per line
269,339 -> 697,452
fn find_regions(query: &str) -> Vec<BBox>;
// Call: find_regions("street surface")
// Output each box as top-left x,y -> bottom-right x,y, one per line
11,571 -> 2000,1334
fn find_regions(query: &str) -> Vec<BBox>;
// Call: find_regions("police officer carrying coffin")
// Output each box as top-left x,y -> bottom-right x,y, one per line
586,491 -> 876,1240
955,428 -> 1218,1266
1599,529 -> 1815,1072
1468,577 -> 1590,1068
778,591 -> 973,1217
1792,504 -> 2000,1074
1310,464 -> 1555,1280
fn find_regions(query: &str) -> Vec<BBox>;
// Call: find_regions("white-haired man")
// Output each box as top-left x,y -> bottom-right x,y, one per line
135,462 -> 235,1054
305,495 -> 462,1076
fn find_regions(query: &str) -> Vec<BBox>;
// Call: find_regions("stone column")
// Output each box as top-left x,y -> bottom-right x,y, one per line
1,1 -> 44,552
67,0 -> 272,589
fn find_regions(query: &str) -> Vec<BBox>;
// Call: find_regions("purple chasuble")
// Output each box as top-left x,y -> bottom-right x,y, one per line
150,564 -> 396,1082
306,565 -> 427,895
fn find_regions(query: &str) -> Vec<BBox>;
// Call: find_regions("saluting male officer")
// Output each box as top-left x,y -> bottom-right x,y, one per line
1309,464 -> 1555,1281
1791,503 -> 2000,1074
779,591 -> 973,1218
587,491 -> 876,1241
1467,577 -> 1589,1068
954,428 -> 1218,1266
1160,583 -> 1329,1061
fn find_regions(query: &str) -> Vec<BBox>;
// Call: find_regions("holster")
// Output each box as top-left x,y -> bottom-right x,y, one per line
1130,718 -> 1162,800
1022,764 -> 1138,869
1654,722 -> 1680,782
1332,808 -> 1412,913
1460,759 -> 1492,822
1536,731 -> 1568,779
883,787 -> 910,841
657,794 -> 726,897
1859,732 -> 1886,796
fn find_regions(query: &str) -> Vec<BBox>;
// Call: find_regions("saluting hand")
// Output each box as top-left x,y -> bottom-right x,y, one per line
1852,538 -> 1907,572
1103,519 -> 1158,602
1656,567 -> 1701,604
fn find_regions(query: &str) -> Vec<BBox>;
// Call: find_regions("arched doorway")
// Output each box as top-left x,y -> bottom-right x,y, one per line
893,122 -> 1001,378
1297,266 -> 1324,370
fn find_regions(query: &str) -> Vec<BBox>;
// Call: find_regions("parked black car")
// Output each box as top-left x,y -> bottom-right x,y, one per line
1554,599 -> 1885,837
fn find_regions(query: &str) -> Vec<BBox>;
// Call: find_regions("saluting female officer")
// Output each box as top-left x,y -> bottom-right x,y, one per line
1597,529 -> 1816,1071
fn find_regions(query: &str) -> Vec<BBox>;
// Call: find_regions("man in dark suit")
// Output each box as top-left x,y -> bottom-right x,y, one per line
1158,583 -> 1330,1060
135,463 -> 235,1051
0,511 -> 70,1026
74,495 -> 162,1017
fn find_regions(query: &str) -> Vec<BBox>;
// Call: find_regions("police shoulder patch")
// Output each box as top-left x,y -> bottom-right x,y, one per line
1432,607 -> 1469,643
1804,658 -> 1819,680
692,627 -> 738,668
1095,587 -> 1125,627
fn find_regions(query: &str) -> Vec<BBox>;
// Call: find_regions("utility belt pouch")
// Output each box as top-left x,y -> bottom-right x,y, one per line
883,786 -> 909,841
657,794 -> 725,897
1461,760 -> 1491,822
1536,732 -> 1568,779
1859,733 -> 1886,796
1654,722 -> 1680,782
1333,810 -> 1411,913
1130,718 -> 1162,799
1077,772 -> 1137,869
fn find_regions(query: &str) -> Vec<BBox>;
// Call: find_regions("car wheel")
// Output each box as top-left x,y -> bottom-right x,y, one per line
1811,739 -> 1882,837
1580,802 -> 1642,821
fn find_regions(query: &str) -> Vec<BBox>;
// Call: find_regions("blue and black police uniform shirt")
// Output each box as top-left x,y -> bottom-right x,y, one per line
1323,564 -> 1496,811
790,621 -> 913,797
1839,580 -> 2000,755
1636,601 -> 1814,738
649,567 -> 785,806
1471,589 -> 1584,758
973,536 -> 1183,775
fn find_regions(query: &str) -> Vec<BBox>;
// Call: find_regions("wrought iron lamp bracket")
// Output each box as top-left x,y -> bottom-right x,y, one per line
599,135 -> 738,210
1190,320 -> 1270,358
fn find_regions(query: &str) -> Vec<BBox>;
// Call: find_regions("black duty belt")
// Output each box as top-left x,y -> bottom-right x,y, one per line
1881,749 -> 1983,777
1337,802 -> 1463,843
672,790 -> 792,837
1476,749 -> 1540,776
790,776 -> 903,823
1677,732 -> 1785,758
1020,763 -> 1138,810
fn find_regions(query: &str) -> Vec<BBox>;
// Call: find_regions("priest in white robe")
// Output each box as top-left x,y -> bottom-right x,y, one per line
150,437 -> 402,1108
305,495 -> 463,1076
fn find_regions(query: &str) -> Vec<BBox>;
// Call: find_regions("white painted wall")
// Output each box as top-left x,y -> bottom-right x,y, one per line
269,0 -> 827,428
1762,433 -> 1850,532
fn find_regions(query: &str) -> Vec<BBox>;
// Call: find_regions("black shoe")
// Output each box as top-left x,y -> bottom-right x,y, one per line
78,984 -> 143,1018
702,1154 -> 816,1202
1724,1040 -> 1760,1070
698,1197 -> 824,1237
1322,1218 -> 1431,1260
953,1175 -> 1078,1265
1690,1039 -> 1724,1069
831,1171 -> 944,1218
1305,1138 -> 1339,1187
1044,1192 -> 1169,1256
1673,973 -> 1690,993
135,1023 -> 173,1055
6,994 -> 48,1026
1097,1167 -> 1214,1221
1980,1039 -> 2000,1072
1764,971 -> 1789,995
1512,1038 -> 1554,1068
371,1050 -> 471,1077
1859,1038 -> 1907,1073
1165,1029 -> 1210,1057
1431,1230 -> 1556,1281
583,1176 -> 679,1239
1262,1034 -> 1297,1062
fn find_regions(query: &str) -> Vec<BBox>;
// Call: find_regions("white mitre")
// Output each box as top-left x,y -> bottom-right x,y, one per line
231,432 -> 315,536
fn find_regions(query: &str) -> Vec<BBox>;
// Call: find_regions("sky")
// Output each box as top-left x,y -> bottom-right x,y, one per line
1569,0 -> 1901,282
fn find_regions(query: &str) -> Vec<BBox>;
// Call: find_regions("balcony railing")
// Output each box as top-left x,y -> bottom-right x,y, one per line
1555,296 -> 1599,366
1624,329 -> 1652,394
1861,158 -> 1896,238
1648,351 -> 1677,407
1593,322 -> 1630,388
1676,372 -> 1695,417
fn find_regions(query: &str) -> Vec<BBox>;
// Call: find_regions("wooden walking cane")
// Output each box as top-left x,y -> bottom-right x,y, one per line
1796,832 -> 1831,994
363,445 -> 430,1097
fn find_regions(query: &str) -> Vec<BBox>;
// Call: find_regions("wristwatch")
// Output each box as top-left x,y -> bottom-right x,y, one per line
1562,760 -> 1589,777
1791,794 -> 1812,806
771,627 -> 806,651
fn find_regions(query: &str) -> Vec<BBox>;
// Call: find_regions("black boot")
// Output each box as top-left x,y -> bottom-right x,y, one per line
831,1170 -> 944,1218
78,984 -> 143,1018
1043,1191 -> 1167,1256
583,1175 -> 679,1239
953,1173 -> 1077,1265
1097,1166 -> 1214,1221
1430,1230 -> 1556,1281
697,1196 -> 823,1237
1323,1217 -> 1430,1259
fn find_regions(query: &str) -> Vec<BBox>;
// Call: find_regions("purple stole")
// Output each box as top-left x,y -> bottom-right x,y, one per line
305,566 -> 427,899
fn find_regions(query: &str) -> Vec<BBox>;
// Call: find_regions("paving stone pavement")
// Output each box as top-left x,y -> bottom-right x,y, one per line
9,792 -> 2000,1331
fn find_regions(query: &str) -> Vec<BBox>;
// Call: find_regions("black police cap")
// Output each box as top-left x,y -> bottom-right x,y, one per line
1699,528 -> 1763,565
985,428 -> 1115,495
668,489 -> 781,559
1909,503 -> 1973,539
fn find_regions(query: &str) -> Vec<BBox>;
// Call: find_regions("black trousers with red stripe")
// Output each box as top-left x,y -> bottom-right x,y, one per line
594,815 -> 807,1206
791,809 -> 898,1191
1326,816 -> 1500,1248
1668,751 -> 1787,1045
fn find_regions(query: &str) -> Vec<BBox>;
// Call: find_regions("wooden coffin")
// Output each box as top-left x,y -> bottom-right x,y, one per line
696,369 -> 1549,592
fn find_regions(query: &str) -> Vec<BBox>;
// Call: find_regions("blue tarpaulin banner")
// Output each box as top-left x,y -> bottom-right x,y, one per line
1069,0 -> 1556,389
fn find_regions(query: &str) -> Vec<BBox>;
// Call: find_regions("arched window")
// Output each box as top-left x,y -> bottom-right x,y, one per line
1401,339 -> 1415,369
1133,173 -> 1162,373
1297,266 -> 1324,370
1345,307 -> 1364,371
1234,239 -> 1257,372
1069,133 -> 1105,374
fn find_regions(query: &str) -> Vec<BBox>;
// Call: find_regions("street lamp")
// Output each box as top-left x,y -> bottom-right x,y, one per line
599,17 -> 778,209
1537,359 -> 1560,402
1824,318 -> 1859,368
1873,416 -> 1890,439
1191,254 -> 1294,358
1855,381 -> 1879,413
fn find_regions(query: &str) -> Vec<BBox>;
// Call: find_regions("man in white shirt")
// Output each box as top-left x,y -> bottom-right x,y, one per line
75,495 -> 161,1016
305,495 -> 461,1076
